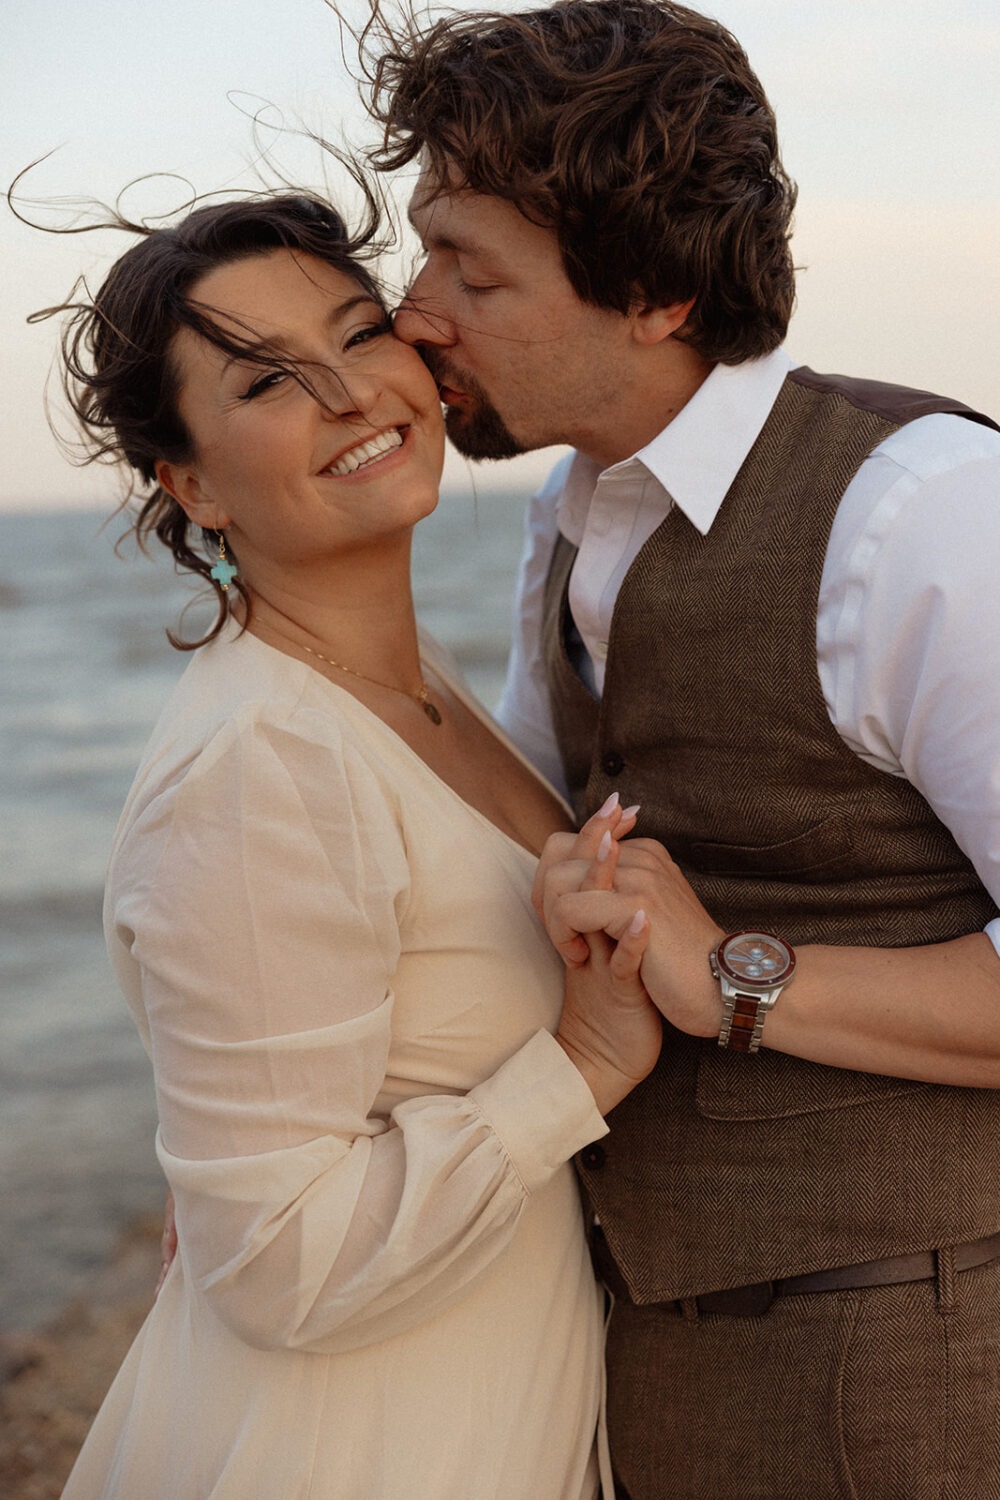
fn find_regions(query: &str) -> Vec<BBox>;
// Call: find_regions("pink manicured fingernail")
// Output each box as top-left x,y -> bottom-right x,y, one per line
596,830 -> 613,861
621,804 -> 640,820
628,909 -> 646,935
596,792 -> 620,818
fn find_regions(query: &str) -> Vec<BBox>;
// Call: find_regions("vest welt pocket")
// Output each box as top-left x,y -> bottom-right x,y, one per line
689,812 -> 861,881
696,1044 -> 924,1122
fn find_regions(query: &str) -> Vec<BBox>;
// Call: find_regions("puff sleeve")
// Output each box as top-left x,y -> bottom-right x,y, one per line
105,697 -> 605,1354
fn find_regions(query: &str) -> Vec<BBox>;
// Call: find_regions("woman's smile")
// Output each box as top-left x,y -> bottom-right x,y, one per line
318,424 -> 406,478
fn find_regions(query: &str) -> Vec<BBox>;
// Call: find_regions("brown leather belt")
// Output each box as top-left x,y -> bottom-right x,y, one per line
590,1226 -> 1000,1318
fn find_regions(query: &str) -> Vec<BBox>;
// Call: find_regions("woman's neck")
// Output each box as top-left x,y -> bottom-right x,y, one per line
237,539 -> 423,691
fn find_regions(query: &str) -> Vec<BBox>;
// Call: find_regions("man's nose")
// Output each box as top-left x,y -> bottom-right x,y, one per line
393,279 -> 456,349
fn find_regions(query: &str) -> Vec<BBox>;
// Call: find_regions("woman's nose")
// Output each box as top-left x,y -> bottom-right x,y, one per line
312,364 -> 383,419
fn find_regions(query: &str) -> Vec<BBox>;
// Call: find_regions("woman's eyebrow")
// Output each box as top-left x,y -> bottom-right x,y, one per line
218,295 -> 382,371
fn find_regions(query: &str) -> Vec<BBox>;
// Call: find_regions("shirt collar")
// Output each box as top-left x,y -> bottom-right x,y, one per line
558,347 -> 793,543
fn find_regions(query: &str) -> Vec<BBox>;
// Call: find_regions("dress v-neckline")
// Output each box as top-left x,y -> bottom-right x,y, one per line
240,627 -> 570,861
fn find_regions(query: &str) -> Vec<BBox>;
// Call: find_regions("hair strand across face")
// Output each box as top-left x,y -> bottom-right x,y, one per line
24,185 -> 393,648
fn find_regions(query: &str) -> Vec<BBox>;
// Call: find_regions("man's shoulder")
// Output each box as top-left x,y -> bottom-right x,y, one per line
787,365 -> 1000,437
870,411 -> 1000,485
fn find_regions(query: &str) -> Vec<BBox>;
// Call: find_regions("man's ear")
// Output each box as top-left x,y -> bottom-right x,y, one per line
155,459 -> 230,532
631,296 -> 696,347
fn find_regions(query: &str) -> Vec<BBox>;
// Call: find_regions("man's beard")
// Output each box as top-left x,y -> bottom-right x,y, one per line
421,350 -> 526,461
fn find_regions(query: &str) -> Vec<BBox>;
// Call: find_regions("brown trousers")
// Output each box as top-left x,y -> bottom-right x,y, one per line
606,1256 -> 1000,1500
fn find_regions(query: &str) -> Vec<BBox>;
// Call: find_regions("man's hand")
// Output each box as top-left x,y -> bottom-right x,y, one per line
604,838 -> 725,1037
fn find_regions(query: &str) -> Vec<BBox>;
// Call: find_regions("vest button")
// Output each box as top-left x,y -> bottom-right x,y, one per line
579,1143 -> 606,1170
601,751 -> 624,777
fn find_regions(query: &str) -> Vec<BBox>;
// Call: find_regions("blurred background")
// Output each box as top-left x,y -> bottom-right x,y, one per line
1,0 -> 998,1332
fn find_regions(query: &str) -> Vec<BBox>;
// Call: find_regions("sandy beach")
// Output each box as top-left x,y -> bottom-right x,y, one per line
0,1215 -> 162,1500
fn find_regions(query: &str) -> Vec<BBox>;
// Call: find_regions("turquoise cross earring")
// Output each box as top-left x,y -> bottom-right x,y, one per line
210,532 -> 238,591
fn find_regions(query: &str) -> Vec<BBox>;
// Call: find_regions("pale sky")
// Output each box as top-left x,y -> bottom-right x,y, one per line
2,0 -> 998,509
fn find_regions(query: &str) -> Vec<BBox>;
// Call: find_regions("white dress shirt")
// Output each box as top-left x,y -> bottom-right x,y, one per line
495,347 -> 1000,951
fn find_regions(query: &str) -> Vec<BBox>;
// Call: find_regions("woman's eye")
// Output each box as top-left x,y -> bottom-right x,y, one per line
345,317 -> 394,350
458,279 -> 499,297
241,369 -> 287,400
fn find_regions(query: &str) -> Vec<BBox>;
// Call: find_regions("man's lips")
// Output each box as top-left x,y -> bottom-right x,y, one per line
419,351 -> 468,407
437,383 -> 467,407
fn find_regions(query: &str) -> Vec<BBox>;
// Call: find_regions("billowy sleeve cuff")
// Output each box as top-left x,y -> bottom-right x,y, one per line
469,1028 -> 609,1194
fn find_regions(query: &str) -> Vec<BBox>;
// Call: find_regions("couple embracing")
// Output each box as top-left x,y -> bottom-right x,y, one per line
56,3 -> 1000,1498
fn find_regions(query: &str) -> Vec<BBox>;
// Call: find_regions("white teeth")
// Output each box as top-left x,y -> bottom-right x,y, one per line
325,428 -> 403,476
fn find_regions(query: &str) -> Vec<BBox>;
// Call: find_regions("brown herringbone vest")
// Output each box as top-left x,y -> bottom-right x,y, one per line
544,367 -> 1000,1300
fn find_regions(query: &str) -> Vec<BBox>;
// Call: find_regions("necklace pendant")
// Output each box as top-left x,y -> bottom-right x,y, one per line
422,700 -> 443,726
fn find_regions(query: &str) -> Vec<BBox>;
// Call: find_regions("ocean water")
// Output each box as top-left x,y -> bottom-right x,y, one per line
0,491 -> 530,1332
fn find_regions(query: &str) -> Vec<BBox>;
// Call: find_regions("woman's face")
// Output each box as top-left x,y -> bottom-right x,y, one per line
157,249 -> 446,572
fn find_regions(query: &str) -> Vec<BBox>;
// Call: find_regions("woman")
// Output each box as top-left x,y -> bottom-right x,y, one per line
51,192 -> 662,1499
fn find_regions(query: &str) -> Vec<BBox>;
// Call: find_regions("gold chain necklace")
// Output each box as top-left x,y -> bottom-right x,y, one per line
301,643 -> 442,726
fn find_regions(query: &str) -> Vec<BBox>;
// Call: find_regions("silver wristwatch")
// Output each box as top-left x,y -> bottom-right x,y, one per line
710,930 -> 796,1054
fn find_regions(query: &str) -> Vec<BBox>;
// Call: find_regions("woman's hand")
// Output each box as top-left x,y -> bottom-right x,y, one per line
533,792 -> 639,966
556,915 -> 663,1117
537,805 -> 725,1039
542,801 -> 663,1114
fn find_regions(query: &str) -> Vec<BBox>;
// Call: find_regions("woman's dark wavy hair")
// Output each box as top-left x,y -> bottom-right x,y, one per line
26,189 -> 386,647
362,0 -> 797,362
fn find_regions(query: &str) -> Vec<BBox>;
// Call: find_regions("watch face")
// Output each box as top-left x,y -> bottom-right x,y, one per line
717,931 -> 795,990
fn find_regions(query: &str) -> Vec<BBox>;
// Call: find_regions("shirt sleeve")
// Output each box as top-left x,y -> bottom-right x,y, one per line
494,462 -> 572,794
107,701 -> 606,1355
818,414 -> 1000,946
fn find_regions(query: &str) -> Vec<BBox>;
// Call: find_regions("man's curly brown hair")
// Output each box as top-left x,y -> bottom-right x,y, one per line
364,0 -> 797,364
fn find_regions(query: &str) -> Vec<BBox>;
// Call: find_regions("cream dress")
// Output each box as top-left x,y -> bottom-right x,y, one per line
63,626 -> 611,1500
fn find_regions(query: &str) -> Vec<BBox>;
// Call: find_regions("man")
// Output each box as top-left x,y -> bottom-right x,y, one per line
372,2 -> 1000,1495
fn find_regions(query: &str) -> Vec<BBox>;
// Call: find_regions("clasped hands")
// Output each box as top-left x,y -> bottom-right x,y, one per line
537,793 -> 725,1115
